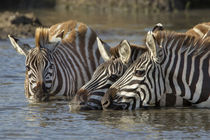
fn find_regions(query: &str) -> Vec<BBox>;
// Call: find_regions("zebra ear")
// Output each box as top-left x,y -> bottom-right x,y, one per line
146,31 -> 159,60
152,23 -> 164,33
8,35 -> 32,56
119,40 -> 131,64
97,37 -> 111,61
49,30 -> 64,42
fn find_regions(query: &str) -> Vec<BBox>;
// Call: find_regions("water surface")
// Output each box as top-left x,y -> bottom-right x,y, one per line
0,9 -> 210,139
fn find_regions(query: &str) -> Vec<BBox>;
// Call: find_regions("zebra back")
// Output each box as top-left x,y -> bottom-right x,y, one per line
186,22 -> 210,39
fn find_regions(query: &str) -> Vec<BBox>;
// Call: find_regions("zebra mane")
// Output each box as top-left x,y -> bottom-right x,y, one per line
153,31 -> 210,55
35,27 -> 50,49
110,42 -> 147,58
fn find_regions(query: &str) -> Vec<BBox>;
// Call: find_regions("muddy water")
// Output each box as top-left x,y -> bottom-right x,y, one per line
0,9 -> 210,139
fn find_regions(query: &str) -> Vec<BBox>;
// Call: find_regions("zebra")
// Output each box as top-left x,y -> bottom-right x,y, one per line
101,30 -> 210,110
70,22 -> 210,110
69,38 -> 147,110
8,20 -> 105,102
69,23 -> 196,110
186,22 -> 210,39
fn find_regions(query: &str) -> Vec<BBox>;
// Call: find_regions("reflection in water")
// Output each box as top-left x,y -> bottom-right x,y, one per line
83,108 -> 210,139
24,101 -> 71,127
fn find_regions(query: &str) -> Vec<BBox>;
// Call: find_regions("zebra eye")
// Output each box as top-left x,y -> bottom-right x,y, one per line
49,64 -> 54,69
134,69 -> 145,77
109,74 -> 118,81
26,65 -> 30,71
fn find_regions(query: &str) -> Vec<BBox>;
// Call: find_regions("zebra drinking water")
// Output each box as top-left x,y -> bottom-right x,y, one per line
70,38 -> 147,110
70,23 -> 201,110
101,30 -> 210,110
8,20 -> 105,102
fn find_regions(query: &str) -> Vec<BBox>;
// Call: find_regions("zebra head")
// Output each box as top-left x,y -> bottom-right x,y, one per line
8,28 -> 62,102
70,23 -> 163,110
70,38 -> 147,110
101,31 -> 166,110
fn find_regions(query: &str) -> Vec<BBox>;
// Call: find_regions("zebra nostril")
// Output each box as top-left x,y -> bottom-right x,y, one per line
102,88 -> 117,109
102,98 -> 111,108
102,100 -> 109,106
79,102 -> 85,105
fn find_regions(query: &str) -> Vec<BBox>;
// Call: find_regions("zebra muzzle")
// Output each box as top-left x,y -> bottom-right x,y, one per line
69,89 -> 90,110
31,82 -> 49,102
101,88 -> 118,109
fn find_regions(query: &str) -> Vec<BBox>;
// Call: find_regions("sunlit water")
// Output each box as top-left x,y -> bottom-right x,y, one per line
0,9 -> 210,139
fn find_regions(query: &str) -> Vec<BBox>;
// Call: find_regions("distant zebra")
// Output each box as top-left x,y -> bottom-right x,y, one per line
101,30 -> 210,110
8,20 -> 104,102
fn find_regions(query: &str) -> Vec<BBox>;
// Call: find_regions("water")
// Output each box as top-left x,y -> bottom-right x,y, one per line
0,9 -> 210,139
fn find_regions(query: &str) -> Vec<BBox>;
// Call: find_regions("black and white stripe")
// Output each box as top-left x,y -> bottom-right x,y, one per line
102,31 -> 210,110
69,39 -> 147,110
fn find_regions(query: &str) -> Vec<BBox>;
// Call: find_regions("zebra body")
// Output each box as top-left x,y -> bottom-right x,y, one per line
102,31 -> 210,110
8,20 -> 103,102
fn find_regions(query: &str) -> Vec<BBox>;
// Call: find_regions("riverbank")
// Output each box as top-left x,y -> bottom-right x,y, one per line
1,0 -> 210,12
0,12 -> 42,39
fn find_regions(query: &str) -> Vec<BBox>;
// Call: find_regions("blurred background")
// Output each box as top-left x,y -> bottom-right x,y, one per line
1,0 -> 210,11
1,0 -> 210,41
